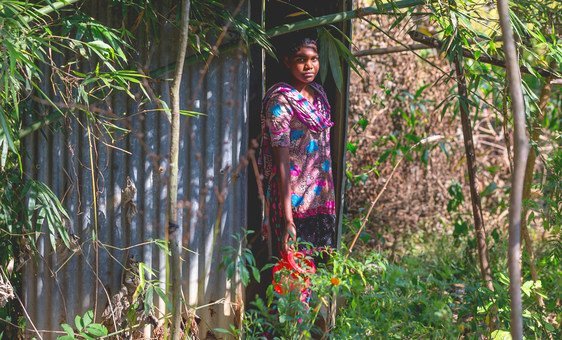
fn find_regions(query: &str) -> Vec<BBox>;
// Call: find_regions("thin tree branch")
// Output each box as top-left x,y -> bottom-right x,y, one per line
347,135 -> 444,255
497,0 -> 530,337
168,1 -> 191,339
453,56 -> 495,293
267,0 -> 424,37
408,31 -> 556,78
360,17 -> 504,117
520,77 -> 552,309
149,0 -> 427,77
353,43 -> 430,57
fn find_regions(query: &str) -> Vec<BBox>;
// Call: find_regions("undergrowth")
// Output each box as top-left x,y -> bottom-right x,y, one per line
234,229 -> 560,339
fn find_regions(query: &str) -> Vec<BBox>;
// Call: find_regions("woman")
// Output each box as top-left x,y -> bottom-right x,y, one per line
259,33 -> 336,257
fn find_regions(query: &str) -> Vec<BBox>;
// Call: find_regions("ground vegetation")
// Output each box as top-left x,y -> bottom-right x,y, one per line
0,0 -> 560,339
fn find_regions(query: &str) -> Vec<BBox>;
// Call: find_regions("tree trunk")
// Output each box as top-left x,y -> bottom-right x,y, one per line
453,57 -> 495,293
168,1 -> 191,339
496,0 -> 530,338
520,79 -> 552,309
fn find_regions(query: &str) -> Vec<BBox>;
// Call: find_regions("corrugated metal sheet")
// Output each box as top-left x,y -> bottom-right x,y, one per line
22,11 -> 248,339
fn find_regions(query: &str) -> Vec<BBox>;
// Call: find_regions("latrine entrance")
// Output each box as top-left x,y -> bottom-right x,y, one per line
246,0 -> 352,301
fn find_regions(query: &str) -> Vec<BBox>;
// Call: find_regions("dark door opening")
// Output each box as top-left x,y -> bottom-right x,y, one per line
246,0 -> 352,302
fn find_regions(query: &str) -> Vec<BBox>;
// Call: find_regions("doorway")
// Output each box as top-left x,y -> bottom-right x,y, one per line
246,0 -> 352,301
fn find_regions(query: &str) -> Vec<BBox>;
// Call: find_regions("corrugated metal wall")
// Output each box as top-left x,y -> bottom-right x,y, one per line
22,7 -> 249,338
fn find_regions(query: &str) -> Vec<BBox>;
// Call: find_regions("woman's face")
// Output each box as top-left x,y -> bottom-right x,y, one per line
284,45 -> 319,85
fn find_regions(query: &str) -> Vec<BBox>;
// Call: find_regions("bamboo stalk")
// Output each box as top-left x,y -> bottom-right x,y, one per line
496,0 -> 530,337
168,1 -> 191,339
23,0 -> 81,23
267,0 -> 424,37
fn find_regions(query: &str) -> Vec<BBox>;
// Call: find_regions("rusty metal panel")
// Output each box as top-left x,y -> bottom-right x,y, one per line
22,20 -> 249,340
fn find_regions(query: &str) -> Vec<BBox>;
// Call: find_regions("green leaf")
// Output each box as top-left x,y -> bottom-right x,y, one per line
318,29 -> 330,84
240,267 -> 250,287
327,35 -> 343,93
179,110 -> 204,117
61,323 -> 75,337
214,328 -> 233,335
421,148 -> 430,165
0,107 -> 16,155
85,324 -> 107,337
251,266 -> 261,283
521,280 -> 534,297
491,330 -> 512,340
154,286 -> 171,310
438,142 -> 449,158
57,336 -> 75,340
389,12 -> 408,31
346,142 -> 358,155
74,315 -> 83,332
480,182 -> 497,198
82,310 -> 94,327
358,117 -> 368,131
453,219 -> 468,238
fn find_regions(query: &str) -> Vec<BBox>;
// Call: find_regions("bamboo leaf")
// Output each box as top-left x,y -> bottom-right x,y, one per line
318,29 -> 330,84
327,37 -> 344,93
0,107 -> 16,155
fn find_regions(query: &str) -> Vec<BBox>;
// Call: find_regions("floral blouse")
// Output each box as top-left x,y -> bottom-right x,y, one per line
265,86 -> 336,219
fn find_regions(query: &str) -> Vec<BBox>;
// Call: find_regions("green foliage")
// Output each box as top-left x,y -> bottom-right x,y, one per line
0,163 -> 71,258
538,147 -> 562,232
345,83 -> 444,186
221,230 -> 261,287
233,227 -> 560,339
58,310 -> 108,340
317,27 -> 363,93
447,181 -> 465,213
0,1 -> 151,334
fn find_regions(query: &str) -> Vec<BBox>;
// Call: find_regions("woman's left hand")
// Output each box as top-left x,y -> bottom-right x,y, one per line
283,221 -> 297,252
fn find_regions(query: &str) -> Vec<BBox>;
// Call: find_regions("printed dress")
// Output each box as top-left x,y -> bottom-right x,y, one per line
259,82 -> 336,252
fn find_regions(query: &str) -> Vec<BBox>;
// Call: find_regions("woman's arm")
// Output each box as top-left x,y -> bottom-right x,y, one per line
273,146 -> 296,252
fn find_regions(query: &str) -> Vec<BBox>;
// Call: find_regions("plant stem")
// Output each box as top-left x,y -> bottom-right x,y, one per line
23,0 -> 81,23
168,1 -> 191,339
453,56 -> 495,294
266,0 -> 424,37
496,0 -> 530,337
408,31 -> 556,78
354,44 -> 430,57
520,76 -> 552,309
347,136 -> 443,255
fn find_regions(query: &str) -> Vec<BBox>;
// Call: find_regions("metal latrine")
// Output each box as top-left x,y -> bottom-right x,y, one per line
22,0 -> 352,338
22,3 -> 249,338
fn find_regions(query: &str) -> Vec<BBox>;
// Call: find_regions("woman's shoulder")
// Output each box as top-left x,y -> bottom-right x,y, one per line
309,82 -> 327,96
265,82 -> 292,95
263,82 -> 292,105
310,82 -> 331,110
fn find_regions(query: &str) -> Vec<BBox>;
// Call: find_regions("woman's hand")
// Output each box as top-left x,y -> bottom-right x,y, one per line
283,220 -> 297,252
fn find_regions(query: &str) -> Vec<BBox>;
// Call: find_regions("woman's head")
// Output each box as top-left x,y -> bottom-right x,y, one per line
278,31 -> 319,86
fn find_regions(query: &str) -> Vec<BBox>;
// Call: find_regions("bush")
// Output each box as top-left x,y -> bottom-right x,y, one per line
237,232 -> 559,339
